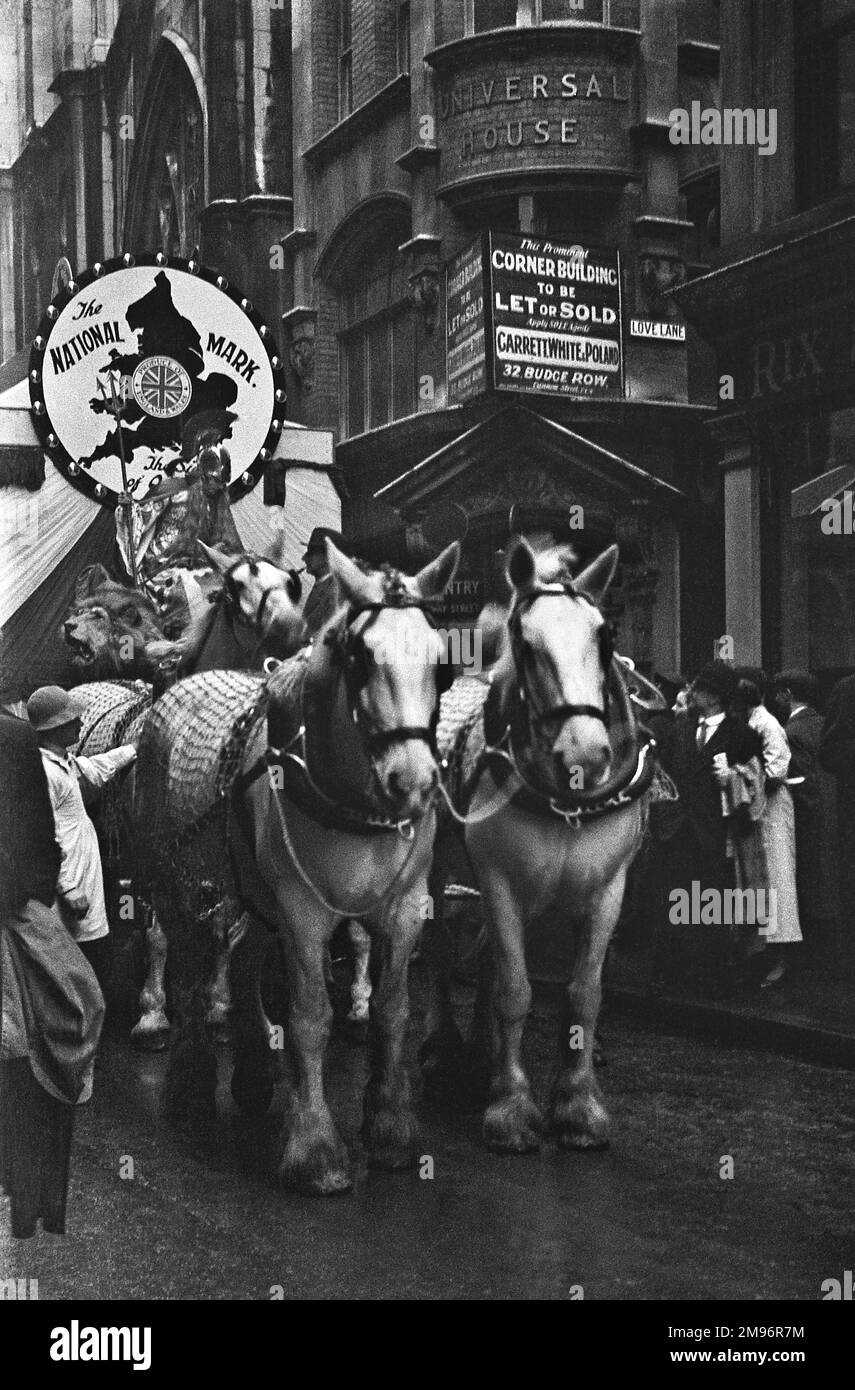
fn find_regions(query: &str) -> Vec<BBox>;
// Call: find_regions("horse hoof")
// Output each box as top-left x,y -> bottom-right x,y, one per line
230,1064 -> 274,1117
552,1091 -> 610,1151
482,1093 -> 543,1154
130,1012 -> 170,1051
362,1106 -> 420,1171
277,1145 -> 353,1197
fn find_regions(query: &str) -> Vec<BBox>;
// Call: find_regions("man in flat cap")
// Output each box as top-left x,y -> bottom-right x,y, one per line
301,527 -> 346,637
27,687 -> 136,992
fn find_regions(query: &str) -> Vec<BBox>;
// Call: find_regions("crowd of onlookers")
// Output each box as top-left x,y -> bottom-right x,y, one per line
636,661 -> 844,997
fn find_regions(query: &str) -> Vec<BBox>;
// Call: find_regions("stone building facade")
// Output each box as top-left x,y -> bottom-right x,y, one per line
0,0 -> 727,676
674,0 -> 855,687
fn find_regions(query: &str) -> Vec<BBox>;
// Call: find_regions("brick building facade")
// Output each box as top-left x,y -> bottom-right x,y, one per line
674,0 -> 855,688
0,0 -> 728,677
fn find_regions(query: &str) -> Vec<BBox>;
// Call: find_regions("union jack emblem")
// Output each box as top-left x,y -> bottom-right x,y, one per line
131,356 -> 192,419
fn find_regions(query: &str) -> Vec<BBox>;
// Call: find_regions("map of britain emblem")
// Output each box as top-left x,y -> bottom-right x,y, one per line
28,254 -> 286,504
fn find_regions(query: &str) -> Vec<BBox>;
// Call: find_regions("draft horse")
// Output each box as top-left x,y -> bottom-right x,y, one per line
425,538 -> 654,1153
134,538 -> 459,1194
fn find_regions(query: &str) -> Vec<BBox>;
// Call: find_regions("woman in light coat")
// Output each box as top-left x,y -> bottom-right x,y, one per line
731,673 -> 802,986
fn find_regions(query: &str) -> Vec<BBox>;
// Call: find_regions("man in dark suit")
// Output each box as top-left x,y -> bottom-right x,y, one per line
654,661 -> 763,991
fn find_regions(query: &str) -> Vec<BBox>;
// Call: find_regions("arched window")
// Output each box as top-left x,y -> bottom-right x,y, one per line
126,44 -> 204,256
327,206 -> 416,439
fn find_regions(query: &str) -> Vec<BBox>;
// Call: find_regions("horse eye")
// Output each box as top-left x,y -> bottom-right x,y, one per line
249,561 -> 259,577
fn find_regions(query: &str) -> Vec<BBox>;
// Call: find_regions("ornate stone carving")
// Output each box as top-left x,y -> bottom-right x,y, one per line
407,266 -> 440,334
638,254 -> 686,319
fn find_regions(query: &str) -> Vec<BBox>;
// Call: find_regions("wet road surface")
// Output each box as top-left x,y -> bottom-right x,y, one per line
2,981 -> 853,1300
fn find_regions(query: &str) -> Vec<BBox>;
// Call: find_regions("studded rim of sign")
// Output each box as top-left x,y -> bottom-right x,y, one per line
28,252 -> 288,505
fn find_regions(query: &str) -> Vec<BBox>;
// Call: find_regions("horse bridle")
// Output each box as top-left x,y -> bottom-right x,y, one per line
509,583 -> 614,733
222,554 -> 302,630
330,595 -> 451,757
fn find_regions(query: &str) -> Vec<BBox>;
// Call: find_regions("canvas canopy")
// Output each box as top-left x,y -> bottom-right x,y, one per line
0,389 -> 339,701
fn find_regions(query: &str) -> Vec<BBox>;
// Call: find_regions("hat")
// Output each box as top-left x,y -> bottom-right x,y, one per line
27,685 -> 85,732
303,527 -> 344,560
692,660 -> 737,703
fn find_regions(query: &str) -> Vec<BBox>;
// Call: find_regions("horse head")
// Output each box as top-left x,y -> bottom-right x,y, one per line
198,542 -> 306,656
504,537 -> 619,793
324,538 -> 460,821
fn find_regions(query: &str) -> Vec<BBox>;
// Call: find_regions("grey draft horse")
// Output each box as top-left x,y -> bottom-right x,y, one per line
134,538 -> 459,1194
424,538 -> 654,1153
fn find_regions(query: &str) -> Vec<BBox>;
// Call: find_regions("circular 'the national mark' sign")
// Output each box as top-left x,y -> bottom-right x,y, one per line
28,254 -> 287,504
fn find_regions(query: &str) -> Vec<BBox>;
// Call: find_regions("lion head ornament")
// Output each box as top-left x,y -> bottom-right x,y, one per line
62,565 -> 169,679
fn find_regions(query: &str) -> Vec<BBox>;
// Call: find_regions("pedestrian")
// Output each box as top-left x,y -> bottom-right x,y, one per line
26,686 -> 136,996
772,670 -> 839,968
654,660 -> 763,994
301,527 -> 346,636
0,710 -> 104,1238
729,671 -> 802,986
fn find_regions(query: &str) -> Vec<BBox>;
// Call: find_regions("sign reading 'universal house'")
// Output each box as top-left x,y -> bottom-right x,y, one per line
29,255 -> 285,505
435,47 -> 631,184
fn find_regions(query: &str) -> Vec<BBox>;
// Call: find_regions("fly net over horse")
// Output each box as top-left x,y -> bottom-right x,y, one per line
132,538 -> 459,1195
425,538 -> 656,1155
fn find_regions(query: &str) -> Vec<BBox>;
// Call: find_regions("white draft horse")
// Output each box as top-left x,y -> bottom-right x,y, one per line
135,539 -> 459,1195
425,539 -> 654,1153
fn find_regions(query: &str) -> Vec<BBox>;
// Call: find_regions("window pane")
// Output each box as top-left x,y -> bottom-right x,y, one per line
368,322 -> 391,429
392,312 -> 416,421
339,53 -> 352,119
542,0 -> 603,21
340,0 -> 352,49
345,335 -> 365,437
838,31 -> 855,186
397,2 -> 410,73
473,1 -> 518,33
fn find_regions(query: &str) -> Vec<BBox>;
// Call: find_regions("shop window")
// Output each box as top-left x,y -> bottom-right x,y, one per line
339,0 -> 353,119
338,242 -> 417,438
397,2 -> 411,73
464,0 -> 609,30
796,0 -> 855,208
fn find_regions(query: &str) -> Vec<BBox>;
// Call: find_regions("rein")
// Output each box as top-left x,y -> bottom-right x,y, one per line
235,590 -> 446,917
445,585 -> 652,828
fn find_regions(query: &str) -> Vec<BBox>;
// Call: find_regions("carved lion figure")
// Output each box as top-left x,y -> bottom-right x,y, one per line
61,565 -> 175,681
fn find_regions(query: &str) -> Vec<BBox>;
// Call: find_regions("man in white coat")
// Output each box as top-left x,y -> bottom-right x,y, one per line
27,687 -> 137,994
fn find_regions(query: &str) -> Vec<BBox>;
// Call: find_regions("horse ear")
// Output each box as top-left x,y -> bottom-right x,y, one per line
413,541 -> 460,600
74,564 -> 111,602
326,539 -> 372,605
286,569 -> 302,604
574,545 -> 619,606
506,537 -> 536,593
198,541 -> 234,575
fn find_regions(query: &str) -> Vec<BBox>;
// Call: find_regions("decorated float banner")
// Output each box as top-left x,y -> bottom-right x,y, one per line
29,255 -> 286,505
489,232 -> 623,400
445,234 -> 623,404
